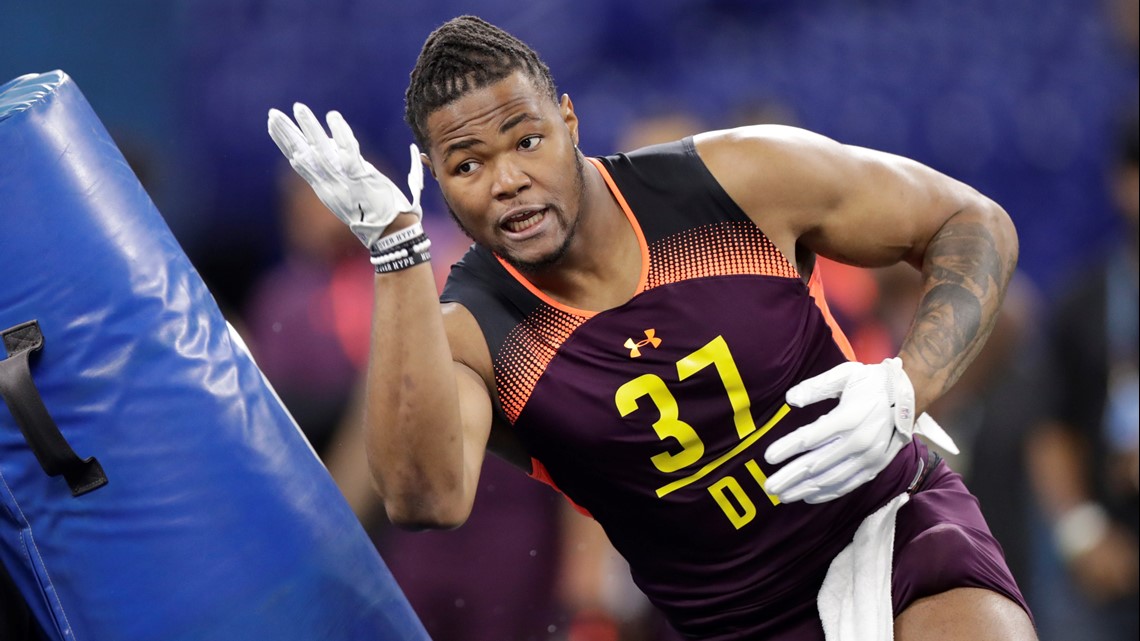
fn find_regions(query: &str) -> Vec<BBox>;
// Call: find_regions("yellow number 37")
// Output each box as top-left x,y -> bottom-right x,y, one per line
614,335 -> 759,473
614,335 -> 788,529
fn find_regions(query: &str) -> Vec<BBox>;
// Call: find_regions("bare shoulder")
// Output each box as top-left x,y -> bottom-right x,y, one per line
693,124 -> 840,163
692,126 -> 851,244
441,301 -> 493,386
693,125 -> 986,268
693,125 -> 849,184
440,300 -> 532,469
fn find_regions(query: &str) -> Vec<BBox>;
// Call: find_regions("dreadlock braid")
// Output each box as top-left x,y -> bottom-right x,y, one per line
405,16 -> 558,150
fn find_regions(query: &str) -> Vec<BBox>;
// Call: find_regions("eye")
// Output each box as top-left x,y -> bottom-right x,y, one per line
456,160 -> 480,175
518,135 -> 542,151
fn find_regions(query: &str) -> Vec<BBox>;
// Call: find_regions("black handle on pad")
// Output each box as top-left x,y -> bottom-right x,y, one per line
0,320 -> 107,496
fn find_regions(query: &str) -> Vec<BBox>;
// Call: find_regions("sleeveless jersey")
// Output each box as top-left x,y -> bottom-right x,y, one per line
440,138 -> 927,639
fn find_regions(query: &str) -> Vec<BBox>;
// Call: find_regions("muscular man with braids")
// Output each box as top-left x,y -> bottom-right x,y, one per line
268,15 -> 1037,641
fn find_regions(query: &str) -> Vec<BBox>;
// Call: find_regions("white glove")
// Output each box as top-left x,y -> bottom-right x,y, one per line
267,102 -> 423,252
763,357 -> 958,504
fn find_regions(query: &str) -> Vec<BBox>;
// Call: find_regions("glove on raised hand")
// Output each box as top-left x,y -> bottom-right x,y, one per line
267,102 -> 422,252
763,357 -> 958,504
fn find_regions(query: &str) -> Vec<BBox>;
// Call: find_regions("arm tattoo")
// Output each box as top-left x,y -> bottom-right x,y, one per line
908,284 -> 982,373
900,218 -> 1010,403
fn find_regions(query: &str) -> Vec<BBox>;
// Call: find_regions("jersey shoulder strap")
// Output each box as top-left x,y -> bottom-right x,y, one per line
440,242 -> 536,365
596,136 -> 754,243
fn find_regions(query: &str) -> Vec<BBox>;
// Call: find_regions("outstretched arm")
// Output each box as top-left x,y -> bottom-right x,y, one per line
268,104 -> 495,528
364,258 -> 494,528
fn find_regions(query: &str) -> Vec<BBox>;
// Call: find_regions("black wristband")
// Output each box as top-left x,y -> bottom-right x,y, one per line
373,247 -> 431,274
370,233 -> 428,261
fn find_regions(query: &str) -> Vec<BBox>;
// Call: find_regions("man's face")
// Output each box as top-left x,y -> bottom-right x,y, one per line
423,71 -> 584,272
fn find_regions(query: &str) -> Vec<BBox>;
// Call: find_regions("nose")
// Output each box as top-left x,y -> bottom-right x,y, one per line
490,157 -> 530,200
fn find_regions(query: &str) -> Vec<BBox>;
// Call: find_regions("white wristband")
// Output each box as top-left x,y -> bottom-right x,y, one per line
1054,501 -> 1109,561
370,221 -> 425,254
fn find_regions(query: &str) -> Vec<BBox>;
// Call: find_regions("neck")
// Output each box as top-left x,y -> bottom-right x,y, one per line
524,155 -> 641,311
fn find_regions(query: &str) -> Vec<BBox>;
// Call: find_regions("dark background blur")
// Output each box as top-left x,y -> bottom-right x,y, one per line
3,0 -> 1136,312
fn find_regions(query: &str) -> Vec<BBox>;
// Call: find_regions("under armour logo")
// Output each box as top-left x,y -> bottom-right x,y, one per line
624,329 -> 662,358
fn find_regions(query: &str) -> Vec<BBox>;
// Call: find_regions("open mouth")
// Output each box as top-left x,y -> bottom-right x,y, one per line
502,207 -> 547,234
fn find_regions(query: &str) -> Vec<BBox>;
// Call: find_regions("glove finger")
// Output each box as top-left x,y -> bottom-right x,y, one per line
770,471 -> 831,503
786,362 -> 859,407
293,102 -> 330,146
915,413 -> 960,455
763,411 -> 851,464
774,483 -> 817,504
407,143 -> 424,212
326,110 -> 364,174
295,108 -> 344,183
806,456 -> 863,491
764,441 -> 840,497
784,462 -> 864,504
267,109 -> 307,159
766,436 -> 868,498
780,434 -> 864,477
325,110 -> 359,153
803,469 -> 875,504
763,458 -> 810,498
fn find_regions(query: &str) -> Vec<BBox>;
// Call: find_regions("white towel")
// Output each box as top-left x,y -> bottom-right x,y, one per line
818,492 -> 910,641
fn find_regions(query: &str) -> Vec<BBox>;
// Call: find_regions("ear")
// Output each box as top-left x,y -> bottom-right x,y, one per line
420,151 -> 436,179
560,94 -> 579,147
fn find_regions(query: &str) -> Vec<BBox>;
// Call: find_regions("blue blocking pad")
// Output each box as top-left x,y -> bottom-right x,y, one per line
0,71 -> 428,641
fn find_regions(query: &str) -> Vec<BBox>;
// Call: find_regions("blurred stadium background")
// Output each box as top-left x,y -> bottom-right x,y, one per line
3,0 -> 1134,309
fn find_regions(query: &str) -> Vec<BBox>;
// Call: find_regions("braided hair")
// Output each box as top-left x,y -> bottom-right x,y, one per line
405,16 -> 558,150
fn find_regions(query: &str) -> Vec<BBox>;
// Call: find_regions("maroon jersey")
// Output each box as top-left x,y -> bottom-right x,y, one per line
440,139 -> 927,639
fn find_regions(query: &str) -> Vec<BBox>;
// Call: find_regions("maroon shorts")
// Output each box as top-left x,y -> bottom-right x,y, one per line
891,459 -> 1032,619
688,456 -> 1032,640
